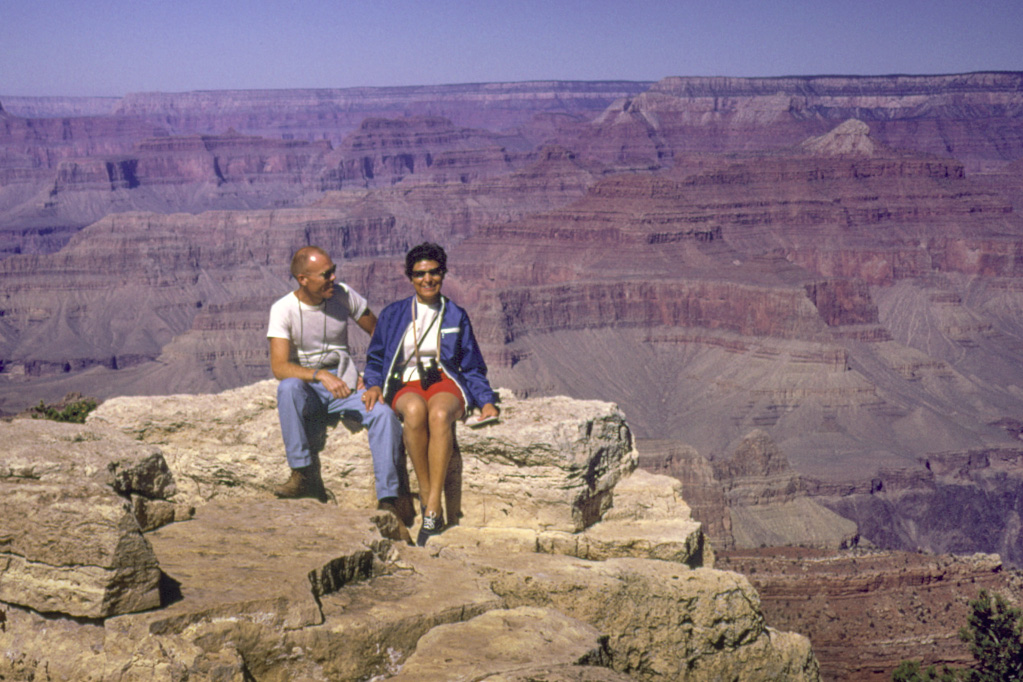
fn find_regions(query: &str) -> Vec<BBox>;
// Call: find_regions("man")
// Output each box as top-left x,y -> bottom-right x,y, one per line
267,246 -> 410,541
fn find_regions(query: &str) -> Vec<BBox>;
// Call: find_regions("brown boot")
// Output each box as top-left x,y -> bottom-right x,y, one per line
394,493 -> 417,528
274,467 -> 316,499
377,499 -> 414,545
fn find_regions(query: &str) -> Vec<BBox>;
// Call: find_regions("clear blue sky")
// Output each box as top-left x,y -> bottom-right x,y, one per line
2,0 -> 1021,97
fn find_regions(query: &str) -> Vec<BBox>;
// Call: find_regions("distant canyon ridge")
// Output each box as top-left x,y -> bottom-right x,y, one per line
3,73 -> 1023,564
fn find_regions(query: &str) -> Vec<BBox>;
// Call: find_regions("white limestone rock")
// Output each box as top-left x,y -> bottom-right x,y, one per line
485,553 -> 820,681
0,382 -> 821,681
391,606 -> 611,681
0,419 -> 165,618
89,382 -> 639,531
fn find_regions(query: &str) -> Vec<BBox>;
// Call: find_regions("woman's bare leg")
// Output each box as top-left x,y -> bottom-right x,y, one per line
394,393 -> 430,508
423,392 -> 464,518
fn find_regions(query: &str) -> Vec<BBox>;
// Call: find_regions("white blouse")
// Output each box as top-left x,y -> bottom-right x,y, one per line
399,299 -> 442,381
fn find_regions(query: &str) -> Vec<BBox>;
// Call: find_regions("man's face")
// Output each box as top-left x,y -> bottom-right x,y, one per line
298,254 -> 337,303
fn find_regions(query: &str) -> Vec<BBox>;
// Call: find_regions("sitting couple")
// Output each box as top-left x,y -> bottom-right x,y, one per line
267,242 -> 499,546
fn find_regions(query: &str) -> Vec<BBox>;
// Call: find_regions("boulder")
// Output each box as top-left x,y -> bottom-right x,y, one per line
0,419 -> 168,618
482,552 -> 820,680
140,497 -> 400,632
536,469 -> 710,567
391,606 -> 611,681
455,392 -> 638,531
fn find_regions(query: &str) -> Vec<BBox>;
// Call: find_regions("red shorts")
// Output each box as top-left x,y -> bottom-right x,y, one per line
391,371 -> 466,412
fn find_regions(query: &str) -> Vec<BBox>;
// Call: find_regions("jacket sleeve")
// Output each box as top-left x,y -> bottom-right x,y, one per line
455,310 -> 497,407
363,304 -> 392,389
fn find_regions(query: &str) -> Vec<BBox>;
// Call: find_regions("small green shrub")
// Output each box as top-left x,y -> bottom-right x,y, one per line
892,589 -> 1023,682
29,397 -> 98,424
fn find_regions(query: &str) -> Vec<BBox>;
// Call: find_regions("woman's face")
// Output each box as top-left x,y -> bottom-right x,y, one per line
410,259 -> 444,303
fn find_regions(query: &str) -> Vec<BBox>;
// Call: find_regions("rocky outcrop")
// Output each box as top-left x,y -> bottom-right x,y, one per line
715,431 -> 859,550
324,116 -> 530,189
389,606 -> 623,681
0,420 -> 174,618
57,132 -> 333,190
89,384 -> 638,532
799,118 -> 881,157
638,439 -> 733,544
0,386 -> 819,681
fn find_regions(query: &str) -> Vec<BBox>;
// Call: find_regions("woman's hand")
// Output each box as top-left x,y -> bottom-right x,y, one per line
362,385 -> 385,411
477,403 -> 499,421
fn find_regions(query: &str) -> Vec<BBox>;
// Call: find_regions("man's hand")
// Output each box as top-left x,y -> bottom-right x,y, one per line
362,386 -> 385,411
317,370 -> 352,399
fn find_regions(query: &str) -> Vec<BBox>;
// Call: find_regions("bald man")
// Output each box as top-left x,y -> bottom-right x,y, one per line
267,246 -> 409,540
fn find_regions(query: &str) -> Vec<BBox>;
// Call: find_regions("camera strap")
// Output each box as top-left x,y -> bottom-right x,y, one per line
411,299 -> 441,373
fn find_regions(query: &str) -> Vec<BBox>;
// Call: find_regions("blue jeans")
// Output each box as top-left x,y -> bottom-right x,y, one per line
277,374 -> 403,500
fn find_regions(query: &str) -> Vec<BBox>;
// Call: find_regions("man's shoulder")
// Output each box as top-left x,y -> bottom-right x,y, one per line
269,291 -> 298,313
326,282 -> 365,314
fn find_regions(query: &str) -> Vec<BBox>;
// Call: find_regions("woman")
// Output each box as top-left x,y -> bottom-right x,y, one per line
362,243 -> 500,546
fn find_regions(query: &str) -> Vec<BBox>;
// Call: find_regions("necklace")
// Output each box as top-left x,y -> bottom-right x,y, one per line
298,294 -> 329,367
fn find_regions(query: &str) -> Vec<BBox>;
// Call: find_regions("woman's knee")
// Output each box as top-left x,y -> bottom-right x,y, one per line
398,398 -> 428,428
428,405 -> 458,429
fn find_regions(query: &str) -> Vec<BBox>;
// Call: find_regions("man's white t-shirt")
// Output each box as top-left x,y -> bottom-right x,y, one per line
267,284 -> 368,389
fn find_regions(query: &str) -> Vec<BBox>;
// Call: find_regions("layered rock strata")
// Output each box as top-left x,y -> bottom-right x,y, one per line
4,101 -> 1023,571
0,141 -> 603,410
576,72 -> 1023,171
460,124 -> 1023,491
717,549 -> 1020,681
5,73 -> 1022,258
639,434 -> 859,553
0,81 -> 644,254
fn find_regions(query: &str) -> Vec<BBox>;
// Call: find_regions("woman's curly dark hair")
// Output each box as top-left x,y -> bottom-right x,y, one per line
404,242 -> 448,279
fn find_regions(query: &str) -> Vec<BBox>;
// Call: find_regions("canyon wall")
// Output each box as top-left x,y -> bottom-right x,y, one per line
3,73 -> 1023,570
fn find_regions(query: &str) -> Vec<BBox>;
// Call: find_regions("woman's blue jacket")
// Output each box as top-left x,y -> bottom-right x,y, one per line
364,294 -> 497,410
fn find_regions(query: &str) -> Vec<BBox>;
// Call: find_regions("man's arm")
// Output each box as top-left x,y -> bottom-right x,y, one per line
270,337 -> 312,382
269,337 -> 352,399
355,310 -> 377,336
